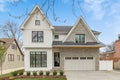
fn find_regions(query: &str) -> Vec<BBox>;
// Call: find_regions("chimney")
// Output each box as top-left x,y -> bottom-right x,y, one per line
119,34 -> 120,40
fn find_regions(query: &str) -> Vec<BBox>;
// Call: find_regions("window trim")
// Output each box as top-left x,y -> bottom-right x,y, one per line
32,31 -> 44,42
35,20 -> 40,25
80,57 -> 86,60
54,35 -> 59,39
75,34 -> 85,43
30,51 -> 47,68
87,57 -> 93,60
8,54 -> 14,61
11,44 -> 17,50
54,52 -> 60,67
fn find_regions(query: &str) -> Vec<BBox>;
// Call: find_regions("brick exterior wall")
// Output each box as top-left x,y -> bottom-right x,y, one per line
114,40 -> 120,58
100,40 -> 120,69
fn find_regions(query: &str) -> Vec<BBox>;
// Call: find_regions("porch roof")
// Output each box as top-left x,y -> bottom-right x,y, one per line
53,41 -> 104,48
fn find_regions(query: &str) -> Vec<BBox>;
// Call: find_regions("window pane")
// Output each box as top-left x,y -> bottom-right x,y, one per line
30,52 -> 36,67
35,20 -> 40,25
38,31 -> 43,42
54,52 -> 60,67
54,35 -> 59,39
42,52 -> 47,67
30,51 -> 47,68
36,52 -> 41,67
32,32 -> 38,42
75,34 -> 85,43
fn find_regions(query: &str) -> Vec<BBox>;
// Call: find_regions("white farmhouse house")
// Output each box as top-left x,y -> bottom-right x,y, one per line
21,5 -> 103,71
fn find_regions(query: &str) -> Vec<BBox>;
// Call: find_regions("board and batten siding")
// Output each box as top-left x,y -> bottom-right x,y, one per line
53,34 -> 67,41
23,8 -> 53,48
24,48 -> 52,71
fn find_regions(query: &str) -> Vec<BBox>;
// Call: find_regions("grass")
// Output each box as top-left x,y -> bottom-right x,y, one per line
0,69 -> 24,78
0,72 -> 12,78
15,78 -> 67,80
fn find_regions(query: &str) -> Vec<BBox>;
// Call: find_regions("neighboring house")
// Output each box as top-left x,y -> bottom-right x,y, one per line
0,38 -> 24,74
21,5 -> 103,71
100,37 -> 120,69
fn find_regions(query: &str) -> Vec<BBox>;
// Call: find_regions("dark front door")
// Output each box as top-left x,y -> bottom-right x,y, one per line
54,52 -> 60,67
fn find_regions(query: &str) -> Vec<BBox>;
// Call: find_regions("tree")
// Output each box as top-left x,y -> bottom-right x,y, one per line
0,44 -> 6,77
8,0 -> 85,22
0,21 -> 23,48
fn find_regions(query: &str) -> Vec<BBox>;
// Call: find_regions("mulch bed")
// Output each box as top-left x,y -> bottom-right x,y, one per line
0,75 -> 66,80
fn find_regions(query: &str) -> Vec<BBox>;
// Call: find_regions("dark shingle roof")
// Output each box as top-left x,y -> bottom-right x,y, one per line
54,26 -> 72,33
53,41 -> 99,45
53,26 -> 101,34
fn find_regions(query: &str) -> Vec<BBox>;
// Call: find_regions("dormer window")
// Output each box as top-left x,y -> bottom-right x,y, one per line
35,20 -> 40,25
54,35 -> 59,39
75,34 -> 85,43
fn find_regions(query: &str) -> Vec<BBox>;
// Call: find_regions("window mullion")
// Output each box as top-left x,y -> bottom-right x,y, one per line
41,52 -> 42,67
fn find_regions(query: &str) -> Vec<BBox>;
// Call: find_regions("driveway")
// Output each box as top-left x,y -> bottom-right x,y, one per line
65,70 -> 120,80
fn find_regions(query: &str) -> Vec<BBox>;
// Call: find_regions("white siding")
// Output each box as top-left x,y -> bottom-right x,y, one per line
24,48 -> 52,71
53,34 -> 67,41
23,29 -> 52,48
23,8 -> 53,48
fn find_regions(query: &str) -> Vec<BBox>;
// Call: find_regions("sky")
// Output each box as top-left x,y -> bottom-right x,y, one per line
0,0 -> 120,45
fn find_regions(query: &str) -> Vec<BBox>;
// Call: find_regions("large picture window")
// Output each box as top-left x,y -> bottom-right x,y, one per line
75,34 -> 85,43
30,51 -> 47,67
32,31 -> 43,42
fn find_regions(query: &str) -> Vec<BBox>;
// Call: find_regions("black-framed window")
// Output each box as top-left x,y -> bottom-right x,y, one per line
32,31 -> 44,42
54,52 -> 60,67
75,34 -> 85,43
30,51 -> 47,67
35,20 -> 40,25
54,35 -> 59,39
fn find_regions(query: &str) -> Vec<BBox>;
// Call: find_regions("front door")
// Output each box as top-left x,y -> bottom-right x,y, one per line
54,52 -> 60,67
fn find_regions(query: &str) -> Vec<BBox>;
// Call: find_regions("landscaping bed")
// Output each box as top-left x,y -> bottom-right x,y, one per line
0,70 -> 66,80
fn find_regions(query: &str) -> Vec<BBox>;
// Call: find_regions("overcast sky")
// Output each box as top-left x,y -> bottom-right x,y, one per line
0,0 -> 120,45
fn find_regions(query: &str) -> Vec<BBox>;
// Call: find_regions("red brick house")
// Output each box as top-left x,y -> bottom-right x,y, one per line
100,39 -> 120,69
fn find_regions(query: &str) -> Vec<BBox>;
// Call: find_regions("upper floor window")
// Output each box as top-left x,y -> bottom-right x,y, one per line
11,44 -> 17,49
54,35 -> 59,39
75,34 -> 85,43
35,20 -> 40,25
32,31 -> 44,42
8,54 -> 14,61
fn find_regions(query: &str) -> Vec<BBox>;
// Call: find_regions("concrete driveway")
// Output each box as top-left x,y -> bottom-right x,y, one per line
65,70 -> 120,80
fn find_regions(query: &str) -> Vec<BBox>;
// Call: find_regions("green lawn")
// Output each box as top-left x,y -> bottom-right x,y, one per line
15,78 -> 67,80
0,72 -> 12,78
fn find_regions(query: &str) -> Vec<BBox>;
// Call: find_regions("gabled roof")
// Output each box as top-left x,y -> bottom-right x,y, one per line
0,38 -> 24,56
63,16 -> 99,42
21,5 -> 54,30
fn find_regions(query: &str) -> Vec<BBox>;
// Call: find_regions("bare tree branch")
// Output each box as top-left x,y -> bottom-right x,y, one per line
0,21 -> 22,48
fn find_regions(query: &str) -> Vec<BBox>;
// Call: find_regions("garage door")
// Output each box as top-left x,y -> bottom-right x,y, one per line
64,57 -> 95,70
